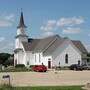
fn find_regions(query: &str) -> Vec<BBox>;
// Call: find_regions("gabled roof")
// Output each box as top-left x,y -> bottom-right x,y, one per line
22,38 -> 40,51
34,35 -> 60,52
43,38 -> 66,56
72,40 -> 88,53
22,34 -> 88,55
17,12 -> 27,28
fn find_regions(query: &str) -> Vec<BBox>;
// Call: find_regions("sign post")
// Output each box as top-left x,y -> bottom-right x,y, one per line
3,75 -> 10,87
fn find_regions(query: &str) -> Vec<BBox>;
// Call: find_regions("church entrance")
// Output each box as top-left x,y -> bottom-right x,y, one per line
15,60 -> 17,65
48,59 -> 51,69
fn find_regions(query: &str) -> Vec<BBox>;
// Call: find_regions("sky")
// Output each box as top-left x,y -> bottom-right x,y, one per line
0,0 -> 90,54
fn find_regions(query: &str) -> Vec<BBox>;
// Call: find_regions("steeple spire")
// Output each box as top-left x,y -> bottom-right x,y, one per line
17,11 -> 27,28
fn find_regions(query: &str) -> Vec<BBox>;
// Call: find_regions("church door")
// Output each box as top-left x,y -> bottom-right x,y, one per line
48,59 -> 51,69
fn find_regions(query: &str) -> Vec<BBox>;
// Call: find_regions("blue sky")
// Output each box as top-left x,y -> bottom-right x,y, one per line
0,0 -> 90,53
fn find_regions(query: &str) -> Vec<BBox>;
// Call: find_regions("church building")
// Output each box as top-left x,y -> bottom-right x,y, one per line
14,12 -> 88,68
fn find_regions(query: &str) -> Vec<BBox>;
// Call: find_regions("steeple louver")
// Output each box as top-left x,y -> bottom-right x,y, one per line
17,12 -> 27,28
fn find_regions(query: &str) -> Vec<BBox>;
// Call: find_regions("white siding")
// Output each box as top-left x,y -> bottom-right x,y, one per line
14,50 -> 24,65
34,52 -> 43,65
43,56 -> 52,68
25,51 -> 34,67
17,28 -> 26,35
52,39 -> 81,67
15,37 -> 28,49
33,52 -> 52,68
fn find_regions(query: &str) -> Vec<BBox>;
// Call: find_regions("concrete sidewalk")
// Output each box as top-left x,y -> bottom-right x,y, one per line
0,70 -> 90,86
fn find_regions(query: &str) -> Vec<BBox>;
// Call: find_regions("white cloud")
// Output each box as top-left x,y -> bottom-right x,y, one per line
0,13 -> 15,27
62,27 -> 82,34
40,20 -> 56,31
56,17 -> 84,26
0,37 -> 5,42
42,32 -> 54,37
40,26 -> 56,31
40,16 -> 84,37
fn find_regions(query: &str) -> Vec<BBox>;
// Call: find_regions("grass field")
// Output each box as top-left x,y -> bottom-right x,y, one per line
0,85 -> 84,90
0,68 -> 33,72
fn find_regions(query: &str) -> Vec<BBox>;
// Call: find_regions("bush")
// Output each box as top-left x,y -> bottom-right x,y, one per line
29,65 -> 36,68
6,66 -> 15,70
15,64 -> 25,68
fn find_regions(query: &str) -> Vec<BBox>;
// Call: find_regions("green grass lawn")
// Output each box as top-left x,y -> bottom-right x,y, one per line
0,85 -> 84,90
0,68 -> 33,72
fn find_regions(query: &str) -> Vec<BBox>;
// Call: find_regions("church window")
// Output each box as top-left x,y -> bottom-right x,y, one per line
87,59 -> 89,63
39,54 -> 41,63
65,54 -> 68,64
35,54 -> 36,63
78,60 -> 80,65
15,59 -> 17,65
27,61 -> 29,65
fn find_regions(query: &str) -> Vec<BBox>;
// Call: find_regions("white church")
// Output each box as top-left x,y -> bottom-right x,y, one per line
14,12 -> 89,68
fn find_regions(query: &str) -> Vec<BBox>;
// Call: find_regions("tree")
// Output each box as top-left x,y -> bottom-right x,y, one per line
0,53 -> 12,65
4,56 -> 14,66
0,60 -> 3,64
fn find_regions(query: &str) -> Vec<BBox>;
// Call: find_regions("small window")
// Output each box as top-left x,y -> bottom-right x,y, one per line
35,54 -> 36,63
78,61 -> 80,65
65,54 -> 68,64
87,59 -> 89,63
39,54 -> 41,63
27,61 -> 29,65
15,60 -> 17,65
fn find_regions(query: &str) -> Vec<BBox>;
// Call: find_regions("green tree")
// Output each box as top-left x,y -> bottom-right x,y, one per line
0,59 -> 3,64
0,53 -> 12,65
4,56 -> 14,66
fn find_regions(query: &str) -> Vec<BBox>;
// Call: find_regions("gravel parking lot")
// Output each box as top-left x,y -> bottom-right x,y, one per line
0,70 -> 90,86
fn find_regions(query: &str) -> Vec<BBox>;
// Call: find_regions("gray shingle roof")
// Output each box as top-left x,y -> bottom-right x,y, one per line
43,38 -> 67,56
72,40 -> 88,53
22,38 -> 40,51
34,35 -> 60,52
22,35 -> 88,55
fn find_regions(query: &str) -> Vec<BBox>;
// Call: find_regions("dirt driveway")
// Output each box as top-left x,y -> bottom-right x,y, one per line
0,70 -> 90,86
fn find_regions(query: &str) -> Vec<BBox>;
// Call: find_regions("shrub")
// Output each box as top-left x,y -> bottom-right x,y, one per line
15,64 -> 25,68
29,65 -> 36,68
6,66 -> 15,70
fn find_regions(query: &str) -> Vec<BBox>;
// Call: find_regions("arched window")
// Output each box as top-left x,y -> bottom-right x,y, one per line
65,54 -> 68,64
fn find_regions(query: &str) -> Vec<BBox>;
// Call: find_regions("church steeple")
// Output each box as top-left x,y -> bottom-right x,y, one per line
17,11 -> 27,28
15,11 -> 28,49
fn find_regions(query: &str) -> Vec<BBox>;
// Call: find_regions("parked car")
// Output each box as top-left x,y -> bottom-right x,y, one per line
82,64 -> 90,70
69,64 -> 83,71
33,65 -> 47,72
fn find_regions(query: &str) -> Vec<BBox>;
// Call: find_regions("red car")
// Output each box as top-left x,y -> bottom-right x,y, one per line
33,65 -> 47,72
